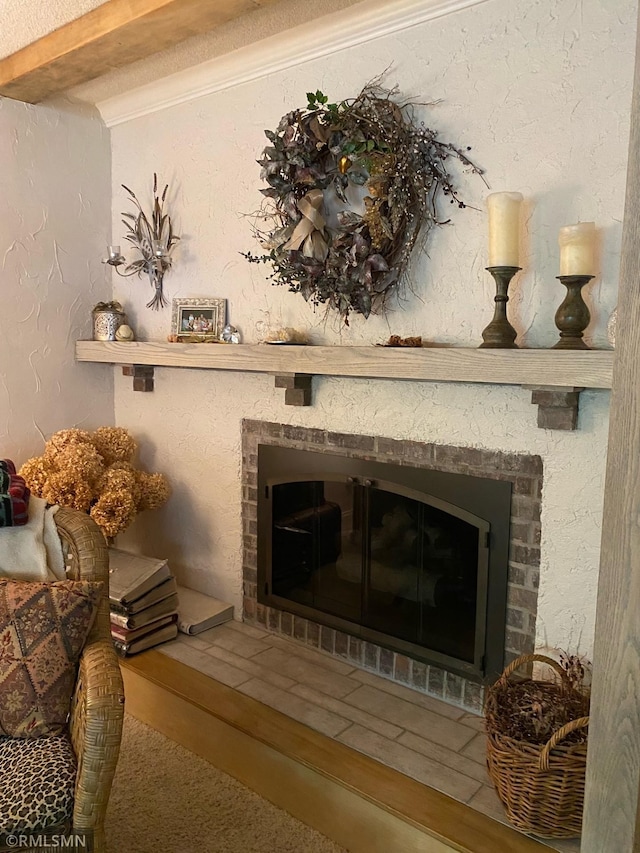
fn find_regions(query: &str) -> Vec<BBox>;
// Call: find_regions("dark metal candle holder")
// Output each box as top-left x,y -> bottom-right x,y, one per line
553,275 -> 594,350
480,266 -> 521,348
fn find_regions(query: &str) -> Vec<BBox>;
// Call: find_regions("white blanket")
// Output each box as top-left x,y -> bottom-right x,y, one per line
0,497 -> 65,581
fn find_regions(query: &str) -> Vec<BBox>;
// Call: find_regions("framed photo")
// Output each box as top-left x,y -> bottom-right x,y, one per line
171,298 -> 226,341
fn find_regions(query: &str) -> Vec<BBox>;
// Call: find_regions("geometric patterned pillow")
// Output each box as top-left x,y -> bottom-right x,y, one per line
0,579 -> 103,737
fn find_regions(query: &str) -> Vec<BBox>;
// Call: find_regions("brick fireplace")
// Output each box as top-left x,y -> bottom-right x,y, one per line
241,419 -> 542,713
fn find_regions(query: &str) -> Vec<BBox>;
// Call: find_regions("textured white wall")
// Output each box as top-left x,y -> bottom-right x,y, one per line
0,97 -> 114,462
111,0 -> 634,658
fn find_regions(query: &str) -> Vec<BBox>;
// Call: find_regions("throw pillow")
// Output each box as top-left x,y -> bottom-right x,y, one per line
0,460 -> 30,527
0,579 -> 103,737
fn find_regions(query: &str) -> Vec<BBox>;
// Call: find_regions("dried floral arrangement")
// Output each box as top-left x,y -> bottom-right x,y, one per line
19,428 -> 170,540
487,651 -> 590,746
244,80 -> 484,325
116,174 -> 180,310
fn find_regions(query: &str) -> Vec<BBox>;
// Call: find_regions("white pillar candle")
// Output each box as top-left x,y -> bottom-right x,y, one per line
487,192 -> 523,267
558,222 -> 595,276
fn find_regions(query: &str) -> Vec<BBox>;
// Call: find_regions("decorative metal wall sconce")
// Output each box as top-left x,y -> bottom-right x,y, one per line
103,175 -> 179,310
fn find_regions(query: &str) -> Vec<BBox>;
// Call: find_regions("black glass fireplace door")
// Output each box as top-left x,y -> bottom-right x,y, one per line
268,477 -> 489,671
258,444 -> 511,682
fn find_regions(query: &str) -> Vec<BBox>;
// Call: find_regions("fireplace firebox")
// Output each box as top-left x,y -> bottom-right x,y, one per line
257,445 -> 512,682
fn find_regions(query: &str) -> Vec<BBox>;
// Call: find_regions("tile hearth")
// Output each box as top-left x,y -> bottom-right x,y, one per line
241,420 -> 544,714
157,622 -> 580,853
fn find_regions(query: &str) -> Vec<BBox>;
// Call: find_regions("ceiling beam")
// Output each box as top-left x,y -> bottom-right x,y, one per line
0,0 -> 280,104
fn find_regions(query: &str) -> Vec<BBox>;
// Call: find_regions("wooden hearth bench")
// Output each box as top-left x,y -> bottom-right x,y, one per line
120,649 -> 552,853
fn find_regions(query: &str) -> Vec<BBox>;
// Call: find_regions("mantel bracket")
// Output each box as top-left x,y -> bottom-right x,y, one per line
122,364 -> 154,392
274,374 -> 313,406
528,386 -> 585,430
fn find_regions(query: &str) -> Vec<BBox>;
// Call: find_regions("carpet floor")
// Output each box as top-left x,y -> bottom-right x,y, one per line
105,714 -> 347,853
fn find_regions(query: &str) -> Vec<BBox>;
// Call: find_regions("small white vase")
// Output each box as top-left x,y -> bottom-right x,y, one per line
93,307 -> 125,341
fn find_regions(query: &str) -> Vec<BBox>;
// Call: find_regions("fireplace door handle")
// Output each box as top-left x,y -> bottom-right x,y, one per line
346,476 -> 377,487
274,524 -> 312,534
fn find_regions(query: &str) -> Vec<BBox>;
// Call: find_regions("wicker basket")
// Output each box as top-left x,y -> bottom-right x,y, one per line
485,653 -> 589,838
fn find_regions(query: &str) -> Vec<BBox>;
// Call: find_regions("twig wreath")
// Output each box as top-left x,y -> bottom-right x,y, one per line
244,79 -> 484,325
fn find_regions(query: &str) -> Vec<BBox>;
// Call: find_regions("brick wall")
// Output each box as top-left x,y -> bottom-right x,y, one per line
241,420 -> 542,712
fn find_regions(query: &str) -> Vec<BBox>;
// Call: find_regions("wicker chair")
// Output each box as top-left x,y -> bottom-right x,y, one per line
1,507 -> 125,853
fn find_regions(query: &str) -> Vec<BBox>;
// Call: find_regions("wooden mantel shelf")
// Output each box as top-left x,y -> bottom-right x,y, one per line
76,340 -> 613,428
76,339 -> 614,387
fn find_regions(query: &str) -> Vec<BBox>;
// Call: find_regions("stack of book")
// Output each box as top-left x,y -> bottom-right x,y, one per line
108,549 -> 179,656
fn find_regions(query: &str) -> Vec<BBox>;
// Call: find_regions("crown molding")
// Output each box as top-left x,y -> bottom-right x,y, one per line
97,0 -> 489,127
